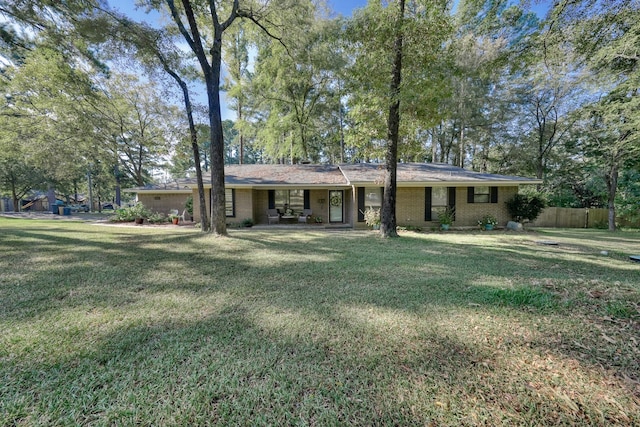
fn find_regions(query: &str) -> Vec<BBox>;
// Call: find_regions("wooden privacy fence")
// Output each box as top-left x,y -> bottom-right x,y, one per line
529,207 -> 639,228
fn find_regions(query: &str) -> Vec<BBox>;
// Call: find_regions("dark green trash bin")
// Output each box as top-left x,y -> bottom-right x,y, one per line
63,207 -> 71,216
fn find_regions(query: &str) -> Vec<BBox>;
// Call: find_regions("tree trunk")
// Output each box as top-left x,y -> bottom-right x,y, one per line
166,66 -> 210,232
238,99 -> 244,165
11,183 -> 19,213
207,37 -> 227,236
381,0 -> 404,238
339,97 -> 345,163
606,165 -> 618,231
459,124 -> 465,168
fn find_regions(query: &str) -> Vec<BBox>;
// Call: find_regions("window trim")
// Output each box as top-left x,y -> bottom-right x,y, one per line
467,186 -> 498,204
425,187 -> 456,221
268,189 -> 310,213
226,188 -> 235,217
357,186 -> 384,222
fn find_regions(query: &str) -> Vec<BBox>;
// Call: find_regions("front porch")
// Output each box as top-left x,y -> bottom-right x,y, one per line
201,187 -> 354,227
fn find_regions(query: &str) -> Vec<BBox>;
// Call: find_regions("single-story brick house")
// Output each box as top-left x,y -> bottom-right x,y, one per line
126,163 -> 541,228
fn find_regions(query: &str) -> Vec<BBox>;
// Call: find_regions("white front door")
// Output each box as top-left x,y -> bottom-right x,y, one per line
329,190 -> 343,223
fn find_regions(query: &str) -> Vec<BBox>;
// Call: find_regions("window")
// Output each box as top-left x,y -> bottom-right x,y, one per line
431,187 -> 448,219
425,187 -> 455,221
357,187 -> 383,222
364,187 -> 382,209
225,188 -> 235,217
269,190 -> 310,214
474,186 -> 490,203
467,186 -> 498,204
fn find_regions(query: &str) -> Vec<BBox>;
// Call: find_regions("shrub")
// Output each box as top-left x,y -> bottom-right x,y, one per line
437,207 -> 455,225
148,212 -> 168,224
478,214 -> 498,228
360,207 -> 380,227
241,218 -> 254,228
185,195 -> 193,216
506,194 -> 546,223
109,203 -> 151,222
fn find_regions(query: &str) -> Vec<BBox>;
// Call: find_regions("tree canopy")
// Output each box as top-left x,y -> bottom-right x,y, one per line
1,0 -> 638,229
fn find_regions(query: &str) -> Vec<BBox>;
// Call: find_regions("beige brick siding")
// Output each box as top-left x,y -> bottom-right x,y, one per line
138,193 -> 190,215
396,187 -> 426,226
454,186 -> 517,227
354,185 -> 519,229
191,188 -> 253,225
191,185 -> 519,228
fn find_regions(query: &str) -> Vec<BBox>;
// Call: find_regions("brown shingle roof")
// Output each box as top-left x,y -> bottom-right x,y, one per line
339,163 -> 541,185
224,164 -> 348,186
127,163 -> 540,192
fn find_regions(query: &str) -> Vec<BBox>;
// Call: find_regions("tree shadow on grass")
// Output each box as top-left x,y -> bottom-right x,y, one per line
1,224 -> 639,424
1,300 -> 523,426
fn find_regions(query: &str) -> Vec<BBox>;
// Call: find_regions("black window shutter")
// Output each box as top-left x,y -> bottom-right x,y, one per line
228,189 -> 235,217
425,187 -> 432,221
268,190 -> 275,209
448,187 -> 456,220
490,186 -> 498,203
357,187 -> 365,222
303,190 -> 310,209
467,187 -> 474,204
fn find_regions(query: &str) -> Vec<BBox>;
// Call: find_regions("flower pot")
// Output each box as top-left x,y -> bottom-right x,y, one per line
134,217 -> 144,225
484,224 -> 494,231
440,224 -> 450,231
171,217 -> 179,225
372,224 -> 380,230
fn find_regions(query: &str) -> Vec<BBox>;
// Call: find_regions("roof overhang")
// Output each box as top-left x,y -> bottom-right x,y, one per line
123,188 -> 192,194
347,180 -> 543,187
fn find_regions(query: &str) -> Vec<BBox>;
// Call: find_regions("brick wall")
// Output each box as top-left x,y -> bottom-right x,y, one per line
232,189 -> 253,223
192,188 -> 253,225
138,193 -> 191,215
396,187 -> 426,226
356,185 -> 519,229
454,186 -> 517,228
192,185 -> 520,228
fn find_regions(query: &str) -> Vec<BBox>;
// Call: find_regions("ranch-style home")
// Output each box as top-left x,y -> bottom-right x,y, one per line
127,163 -> 541,229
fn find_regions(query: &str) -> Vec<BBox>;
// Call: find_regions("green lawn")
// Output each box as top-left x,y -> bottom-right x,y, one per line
1,218 -> 639,426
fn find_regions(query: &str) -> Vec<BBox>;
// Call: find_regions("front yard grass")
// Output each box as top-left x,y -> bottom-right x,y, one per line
1,219 -> 638,425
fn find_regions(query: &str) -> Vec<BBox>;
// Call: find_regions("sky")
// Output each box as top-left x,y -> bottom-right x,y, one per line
112,1 -> 545,121
111,1 -> 368,120
329,0 -> 368,16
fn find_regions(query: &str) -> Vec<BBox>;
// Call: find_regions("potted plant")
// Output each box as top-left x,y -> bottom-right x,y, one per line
361,207 -> 381,230
169,213 -> 180,225
147,212 -> 167,224
478,214 -> 498,230
129,202 -> 150,225
437,207 -> 455,230
314,216 -> 323,224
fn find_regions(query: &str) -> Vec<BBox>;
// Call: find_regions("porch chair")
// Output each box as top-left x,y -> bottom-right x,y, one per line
179,209 -> 188,223
267,208 -> 280,224
298,209 -> 312,223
